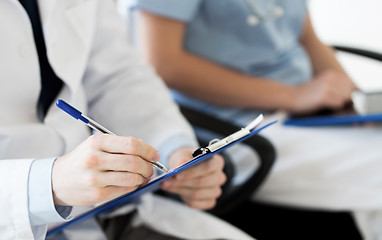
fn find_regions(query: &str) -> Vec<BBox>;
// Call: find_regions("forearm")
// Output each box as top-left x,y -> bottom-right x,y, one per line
154,50 -> 297,111
139,10 -> 297,111
304,39 -> 347,76
300,16 -> 349,77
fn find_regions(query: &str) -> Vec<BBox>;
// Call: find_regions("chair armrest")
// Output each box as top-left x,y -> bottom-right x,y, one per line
179,106 -> 276,216
333,45 -> 382,62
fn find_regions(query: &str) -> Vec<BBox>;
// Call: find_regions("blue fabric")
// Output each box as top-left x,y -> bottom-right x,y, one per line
134,0 -> 202,22
135,0 -> 311,126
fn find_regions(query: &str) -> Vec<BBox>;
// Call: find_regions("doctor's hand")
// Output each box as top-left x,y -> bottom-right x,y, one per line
51,134 -> 159,206
160,147 -> 226,210
290,69 -> 357,114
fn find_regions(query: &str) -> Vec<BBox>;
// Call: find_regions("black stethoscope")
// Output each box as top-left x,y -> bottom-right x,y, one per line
245,0 -> 284,26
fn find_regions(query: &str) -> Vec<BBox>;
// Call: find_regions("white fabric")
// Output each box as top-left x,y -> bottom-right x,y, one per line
49,218 -> 107,240
0,160 -> 35,240
48,194 -> 255,240
0,0 -> 251,239
225,143 -> 260,187
353,210 -> 382,240
134,194 -> 255,240
0,0 -> 254,240
253,111 -> 382,238
29,158 -> 73,226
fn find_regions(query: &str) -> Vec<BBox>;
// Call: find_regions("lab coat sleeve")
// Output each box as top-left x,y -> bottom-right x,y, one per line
28,158 -> 73,226
0,159 -> 35,240
83,0 -> 199,163
0,158 -> 74,240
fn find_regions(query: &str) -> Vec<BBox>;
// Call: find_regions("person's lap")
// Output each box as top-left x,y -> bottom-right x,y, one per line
256,111 -> 382,211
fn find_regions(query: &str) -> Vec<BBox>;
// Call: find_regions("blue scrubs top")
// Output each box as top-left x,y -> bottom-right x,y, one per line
134,0 -> 312,126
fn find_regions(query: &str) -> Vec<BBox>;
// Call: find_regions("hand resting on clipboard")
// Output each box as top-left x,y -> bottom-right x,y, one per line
284,90 -> 382,127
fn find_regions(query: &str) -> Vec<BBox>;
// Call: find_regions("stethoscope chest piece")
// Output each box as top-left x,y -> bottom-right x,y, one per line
245,0 -> 284,26
247,15 -> 260,26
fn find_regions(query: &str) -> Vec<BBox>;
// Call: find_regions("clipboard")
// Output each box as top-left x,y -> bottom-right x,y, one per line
284,113 -> 382,127
283,103 -> 382,127
47,115 -> 277,236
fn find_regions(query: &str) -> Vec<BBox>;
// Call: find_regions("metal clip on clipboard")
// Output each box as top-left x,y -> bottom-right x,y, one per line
192,114 -> 264,157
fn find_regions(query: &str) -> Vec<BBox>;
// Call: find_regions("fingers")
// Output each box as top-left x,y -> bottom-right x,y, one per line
52,135 -> 159,206
97,151 -> 154,178
162,168 -> 226,189
162,173 -> 223,210
89,171 -> 146,188
325,89 -> 350,108
324,85 -> 353,109
88,134 -> 160,163
173,155 -> 225,181
313,71 -> 356,110
160,155 -> 226,210
181,188 -> 221,210
331,79 -> 354,102
187,199 -> 217,210
83,135 -> 157,178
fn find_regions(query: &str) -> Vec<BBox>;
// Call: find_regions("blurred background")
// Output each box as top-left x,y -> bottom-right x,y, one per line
308,0 -> 382,91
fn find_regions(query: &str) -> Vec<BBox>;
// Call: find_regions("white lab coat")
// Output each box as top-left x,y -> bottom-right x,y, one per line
0,1 -> 254,239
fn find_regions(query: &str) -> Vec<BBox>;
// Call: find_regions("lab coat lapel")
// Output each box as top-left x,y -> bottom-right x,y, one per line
41,0 -> 97,93
39,0 -> 98,153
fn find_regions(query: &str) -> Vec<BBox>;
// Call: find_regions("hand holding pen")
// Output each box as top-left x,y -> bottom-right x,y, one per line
56,99 -> 168,173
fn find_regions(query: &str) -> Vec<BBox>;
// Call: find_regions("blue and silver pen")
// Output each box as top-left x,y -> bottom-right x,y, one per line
56,99 -> 168,173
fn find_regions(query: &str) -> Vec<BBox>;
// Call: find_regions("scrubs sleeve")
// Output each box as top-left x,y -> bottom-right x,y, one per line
135,0 -> 202,22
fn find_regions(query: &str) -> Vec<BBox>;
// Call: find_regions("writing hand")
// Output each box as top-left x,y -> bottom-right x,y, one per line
51,134 -> 159,206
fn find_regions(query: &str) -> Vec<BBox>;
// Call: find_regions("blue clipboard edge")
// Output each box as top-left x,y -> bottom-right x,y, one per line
283,113 -> 382,127
47,120 -> 277,237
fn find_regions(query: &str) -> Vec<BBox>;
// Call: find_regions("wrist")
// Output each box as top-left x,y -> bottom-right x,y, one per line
279,85 -> 299,112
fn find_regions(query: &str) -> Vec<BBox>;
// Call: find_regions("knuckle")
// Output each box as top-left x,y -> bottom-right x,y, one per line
124,137 -> 138,154
83,154 -> 100,169
86,173 -> 100,187
125,174 -> 143,187
87,134 -> 102,147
